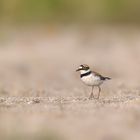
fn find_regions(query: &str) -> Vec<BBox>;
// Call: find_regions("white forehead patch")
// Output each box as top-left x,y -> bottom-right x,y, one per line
79,66 -> 82,69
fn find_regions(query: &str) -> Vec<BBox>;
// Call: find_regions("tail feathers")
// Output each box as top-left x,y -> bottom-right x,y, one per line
101,76 -> 111,80
105,77 -> 111,80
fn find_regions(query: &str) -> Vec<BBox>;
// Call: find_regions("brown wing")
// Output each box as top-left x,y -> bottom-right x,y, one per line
92,70 -> 102,76
92,71 -> 107,80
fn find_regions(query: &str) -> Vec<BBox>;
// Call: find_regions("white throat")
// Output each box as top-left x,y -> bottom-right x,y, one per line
80,69 -> 91,74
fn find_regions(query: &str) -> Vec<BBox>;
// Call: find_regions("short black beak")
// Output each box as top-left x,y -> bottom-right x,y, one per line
76,68 -> 80,72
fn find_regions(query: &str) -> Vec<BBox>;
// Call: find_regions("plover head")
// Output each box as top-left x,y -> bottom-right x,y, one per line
76,64 -> 91,74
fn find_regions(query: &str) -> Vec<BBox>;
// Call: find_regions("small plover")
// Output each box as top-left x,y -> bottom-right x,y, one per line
76,64 -> 111,99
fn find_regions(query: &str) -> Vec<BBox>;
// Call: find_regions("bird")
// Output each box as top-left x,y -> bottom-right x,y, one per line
76,64 -> 111,99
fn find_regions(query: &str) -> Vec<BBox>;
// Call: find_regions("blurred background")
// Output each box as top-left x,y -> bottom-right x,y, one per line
0,0 -> 140,95
0,1 -> 140,140
1,0 -> 140,23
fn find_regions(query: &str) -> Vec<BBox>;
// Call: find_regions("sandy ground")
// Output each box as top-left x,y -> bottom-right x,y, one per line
0,25 -> 140,140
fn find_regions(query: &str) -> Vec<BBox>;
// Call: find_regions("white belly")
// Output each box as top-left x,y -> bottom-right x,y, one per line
81,74 -> 103,86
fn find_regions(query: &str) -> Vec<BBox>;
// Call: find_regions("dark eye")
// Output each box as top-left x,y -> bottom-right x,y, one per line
85,66 -> 89,69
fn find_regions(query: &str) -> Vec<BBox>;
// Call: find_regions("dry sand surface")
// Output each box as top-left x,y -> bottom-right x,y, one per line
0,25 -> 140,140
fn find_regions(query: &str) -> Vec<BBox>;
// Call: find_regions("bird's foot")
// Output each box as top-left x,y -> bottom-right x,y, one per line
89,95 -> 100,100
89,95 -> 94,100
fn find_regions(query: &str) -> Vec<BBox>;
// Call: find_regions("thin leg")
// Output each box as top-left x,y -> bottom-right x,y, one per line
97,86 -> 101,99
89,86 -> 94,99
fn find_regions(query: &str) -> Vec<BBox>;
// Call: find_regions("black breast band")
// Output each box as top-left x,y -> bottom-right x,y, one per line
80,71 -> 91,78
